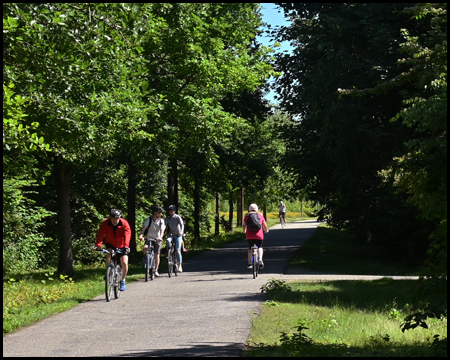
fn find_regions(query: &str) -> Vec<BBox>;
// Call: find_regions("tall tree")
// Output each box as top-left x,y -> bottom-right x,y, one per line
273,3 -> 437,263
3,3 -> 157,273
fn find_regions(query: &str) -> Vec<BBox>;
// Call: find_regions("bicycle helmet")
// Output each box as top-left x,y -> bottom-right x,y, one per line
110,208 -> 122,218
168,205 -> 177,211
249,203 -> 258,211
152,206 -> 164,214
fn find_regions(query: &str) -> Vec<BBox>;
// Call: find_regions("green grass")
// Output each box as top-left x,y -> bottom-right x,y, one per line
244,279 -> 446,357
243,224 -> 447,357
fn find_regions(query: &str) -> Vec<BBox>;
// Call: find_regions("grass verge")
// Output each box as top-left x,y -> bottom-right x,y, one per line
244,279 -> 447,357
243,223 -> 447,357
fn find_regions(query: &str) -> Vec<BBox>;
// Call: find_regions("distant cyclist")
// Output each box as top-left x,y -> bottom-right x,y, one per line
278,201 -> 287,224
165,205 -> 184,272
93,208 -> 131,291
139,206 -> 165,277
243,203 -> 269,269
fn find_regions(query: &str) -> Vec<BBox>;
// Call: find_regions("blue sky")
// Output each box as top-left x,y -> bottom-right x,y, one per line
256,3 -> 294,104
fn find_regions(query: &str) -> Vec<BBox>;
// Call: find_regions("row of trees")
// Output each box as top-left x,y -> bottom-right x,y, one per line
273,2 -> 446,329
3,3 -> 286,275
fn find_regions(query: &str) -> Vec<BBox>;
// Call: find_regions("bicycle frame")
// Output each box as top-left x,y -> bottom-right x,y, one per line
145,239 -> 156,282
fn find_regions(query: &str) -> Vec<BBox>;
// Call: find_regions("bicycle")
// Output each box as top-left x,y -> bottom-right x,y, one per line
279,212 -> 286,228
96,247 -> 125,301
167,237 -> 179,278
144,238 -> 156,282
251,244 -> 259,279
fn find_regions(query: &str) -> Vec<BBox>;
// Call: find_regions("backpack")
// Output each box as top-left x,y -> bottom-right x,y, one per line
246,212 -> 261,232
143,217 -> 152,236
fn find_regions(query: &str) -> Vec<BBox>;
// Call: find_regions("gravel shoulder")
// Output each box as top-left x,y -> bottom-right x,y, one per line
3,220 -> 417,357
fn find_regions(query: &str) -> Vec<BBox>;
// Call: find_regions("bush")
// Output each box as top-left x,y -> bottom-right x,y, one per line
3,177 -> 55,275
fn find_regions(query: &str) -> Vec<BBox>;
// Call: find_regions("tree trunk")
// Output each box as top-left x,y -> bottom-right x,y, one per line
228,191 -> 233,231
215,193 -> 220,235
127,157 -> 137,253
236,188 -> 242,227
54,155 -> 74,275
194,175 -> 201,242
263,204 -> 267,221
240,187 -> 245,226
167,158 -> 178,208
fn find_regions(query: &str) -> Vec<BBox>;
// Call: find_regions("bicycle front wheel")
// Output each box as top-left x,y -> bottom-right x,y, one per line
173,251 -> 178,276
168,249 -> 173,278
150,252 -> 155,281
105,266 -> 114,302
114,265 -> 121,299
145,253 -> 151,282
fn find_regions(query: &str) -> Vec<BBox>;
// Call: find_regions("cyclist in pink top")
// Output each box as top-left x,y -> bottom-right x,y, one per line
243,203 -> 269,269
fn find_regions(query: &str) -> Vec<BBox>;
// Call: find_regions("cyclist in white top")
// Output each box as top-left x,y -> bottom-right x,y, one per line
139,206 -> 165,277
278,201 -> 287,223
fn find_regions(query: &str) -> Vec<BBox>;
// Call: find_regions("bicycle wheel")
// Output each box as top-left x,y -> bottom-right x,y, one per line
105,266 -> 114,302
114,265 -> 121,299
168,248 -> 173,278
150,252 -> 155,281
173,250 -> 178,276
252,252 -> 257,279
145,253 -> 151,282
280,216 -> 285,228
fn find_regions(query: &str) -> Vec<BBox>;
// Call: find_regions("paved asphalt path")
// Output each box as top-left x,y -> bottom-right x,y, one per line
3,220 -> 416,357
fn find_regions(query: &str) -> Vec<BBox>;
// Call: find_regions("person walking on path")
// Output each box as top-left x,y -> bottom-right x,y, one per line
165,205 -> 184,272
278,200 -> 287,224
243,203 -> 269,269
93,208 -> 131,291
138,206 -> 165,277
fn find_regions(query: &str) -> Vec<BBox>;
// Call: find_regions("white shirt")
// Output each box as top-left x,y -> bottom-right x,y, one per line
142,216 -> 165,239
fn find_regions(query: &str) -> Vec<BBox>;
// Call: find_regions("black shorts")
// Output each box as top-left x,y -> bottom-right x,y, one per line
247,239 -> 263,249
105,243 -> 128,260
144,239 -> 162,254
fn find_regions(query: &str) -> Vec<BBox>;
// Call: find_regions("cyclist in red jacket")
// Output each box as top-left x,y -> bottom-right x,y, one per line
93,208 -> 131,291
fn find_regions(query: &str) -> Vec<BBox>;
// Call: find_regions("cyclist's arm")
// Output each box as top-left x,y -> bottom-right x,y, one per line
123,220 -> 132,248
95,220 -> 108,248
138,225 -> 147,241
262,219 -> 269,233
158,220 -> 165,241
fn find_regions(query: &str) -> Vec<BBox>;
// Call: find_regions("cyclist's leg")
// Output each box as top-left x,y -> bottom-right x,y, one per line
105,243 -> 114,267
154,241 -> 162,273
119,253 -> 128,281
247,240 -> 253,265
175,235 -> 182,269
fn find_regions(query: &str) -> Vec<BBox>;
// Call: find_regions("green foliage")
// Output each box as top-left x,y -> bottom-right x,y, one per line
3,177 -> 55,275
274,3 -> 445,269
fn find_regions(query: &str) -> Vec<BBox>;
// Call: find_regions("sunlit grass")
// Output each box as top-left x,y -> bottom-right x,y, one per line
245,280 -> 447,357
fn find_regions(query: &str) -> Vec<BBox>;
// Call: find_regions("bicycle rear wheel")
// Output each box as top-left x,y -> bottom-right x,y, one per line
114,265 -> 121,299
168,248 -> 173,278
105,266 -> 114,302
252,253 -> 257,279
145,253 -> 151,282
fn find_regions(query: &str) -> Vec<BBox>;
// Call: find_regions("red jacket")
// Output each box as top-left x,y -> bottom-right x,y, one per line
96,218 -> 131,249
